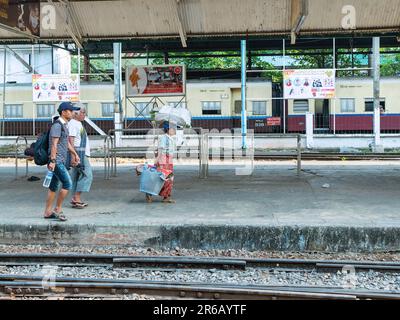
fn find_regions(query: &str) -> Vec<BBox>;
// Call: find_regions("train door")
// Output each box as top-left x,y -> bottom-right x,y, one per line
272,83 -> 284,133
315,99 -> 330,131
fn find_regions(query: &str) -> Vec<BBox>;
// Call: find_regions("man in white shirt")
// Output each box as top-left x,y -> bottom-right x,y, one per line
68,105 -> 93,208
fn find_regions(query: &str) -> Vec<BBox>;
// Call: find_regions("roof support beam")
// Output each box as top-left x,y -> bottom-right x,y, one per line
0,23 -> 39,41
4,46 -> 36,73
174,0 -> 187,48
48,0 -> 84,49
291,0 -> 309,45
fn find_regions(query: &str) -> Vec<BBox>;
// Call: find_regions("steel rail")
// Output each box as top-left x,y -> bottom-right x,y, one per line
1,274 -> 400,300
2,276 -> 400,300
0,279 -> 357,300
1,254 -> 400,273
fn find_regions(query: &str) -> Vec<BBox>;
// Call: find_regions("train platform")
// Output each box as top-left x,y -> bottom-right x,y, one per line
1,160 -> 400,253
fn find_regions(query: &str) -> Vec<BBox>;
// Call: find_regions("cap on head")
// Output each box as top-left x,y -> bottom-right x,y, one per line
163,121 -> 170,130
57,102 -> 80,114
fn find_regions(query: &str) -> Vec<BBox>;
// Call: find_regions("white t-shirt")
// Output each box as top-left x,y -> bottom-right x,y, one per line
68,119 -> 91,157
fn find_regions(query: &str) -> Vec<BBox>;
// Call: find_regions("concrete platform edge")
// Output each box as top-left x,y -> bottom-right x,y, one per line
0,224 -> 399,253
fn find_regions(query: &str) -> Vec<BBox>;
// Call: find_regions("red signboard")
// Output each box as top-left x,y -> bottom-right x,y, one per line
126,65 -> 186,97
267,117 -> 281,126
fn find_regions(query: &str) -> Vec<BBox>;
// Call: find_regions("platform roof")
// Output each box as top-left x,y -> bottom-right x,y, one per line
0,0 -> 399,52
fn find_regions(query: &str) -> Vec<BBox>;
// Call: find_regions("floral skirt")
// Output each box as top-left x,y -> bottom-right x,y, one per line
156,154 -> 174,198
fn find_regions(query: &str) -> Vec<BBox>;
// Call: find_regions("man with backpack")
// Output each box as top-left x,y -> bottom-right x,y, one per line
42,102 -> 81,221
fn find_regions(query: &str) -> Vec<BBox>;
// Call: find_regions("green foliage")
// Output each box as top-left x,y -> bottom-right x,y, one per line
71,48 -> 400,82
152,51 -> 282,81
381,53 -> 400,77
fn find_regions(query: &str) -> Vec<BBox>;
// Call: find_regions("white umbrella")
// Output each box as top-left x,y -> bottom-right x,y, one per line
155,105 -> 192,127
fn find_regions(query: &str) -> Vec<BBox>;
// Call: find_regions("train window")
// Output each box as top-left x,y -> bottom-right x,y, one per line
37,104 -> 55,118
234,101 -> 242,114
364,98 -> 385,112
340,99 -> 355,113
135,102 -> 151,117
202,101 -> 221,115
101,103 -> 114,117
293,100 -> 309,113
4,104 -> 23,118
252,101 -> 267,115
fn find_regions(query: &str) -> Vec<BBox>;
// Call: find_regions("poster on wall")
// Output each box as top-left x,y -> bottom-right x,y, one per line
283,69 -> 335,99
32,74 -> 80,102
0,0 -> 40,36
126,65 -> 186,97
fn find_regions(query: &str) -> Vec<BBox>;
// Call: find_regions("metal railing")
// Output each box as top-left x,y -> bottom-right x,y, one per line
14,136 -> 29,180
104,128 -> 205,179
103,130 -> 303,179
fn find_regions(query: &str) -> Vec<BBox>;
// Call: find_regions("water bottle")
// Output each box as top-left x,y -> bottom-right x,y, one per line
43,170 -> 54,188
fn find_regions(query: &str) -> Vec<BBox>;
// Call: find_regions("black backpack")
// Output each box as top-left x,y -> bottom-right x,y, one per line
33,120 -> 64,166
33,130 -> 51,166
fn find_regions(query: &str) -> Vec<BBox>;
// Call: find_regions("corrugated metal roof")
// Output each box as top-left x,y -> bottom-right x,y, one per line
303,0 -> 400,33
0,0 -> 399,42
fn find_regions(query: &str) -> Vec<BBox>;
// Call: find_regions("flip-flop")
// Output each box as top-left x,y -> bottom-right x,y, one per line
145,195 -> 153,203
162,199 -> 176,204
44,211 -> 67,221
71,201 -> 88,207
71,203 -> 85,209
27,176 -> 40,182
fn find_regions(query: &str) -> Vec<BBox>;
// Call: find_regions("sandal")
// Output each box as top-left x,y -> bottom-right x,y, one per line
71,200 -> 88,207
145,194 -> 153,203
44,211 -> 67,221
162,198 -> 176,204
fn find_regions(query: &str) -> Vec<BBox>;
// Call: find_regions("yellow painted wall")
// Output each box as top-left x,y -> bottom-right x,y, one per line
1,79 -> 399,119
286,78 -> 400,115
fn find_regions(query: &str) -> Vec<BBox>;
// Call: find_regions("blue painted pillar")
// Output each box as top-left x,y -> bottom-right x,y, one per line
241,40 -> 247,149
113,42 -> 123,147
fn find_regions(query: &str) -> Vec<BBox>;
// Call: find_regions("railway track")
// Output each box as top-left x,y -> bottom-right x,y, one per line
3,152 -> 400,161
1,253 -> 400,300
254,152 -> 400,161
1,274 -> 400,300
1,253 -> 400,273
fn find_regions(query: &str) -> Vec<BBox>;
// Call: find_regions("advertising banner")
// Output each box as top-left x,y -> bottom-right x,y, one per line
0,0 -> 40,36
283,69 -> 335,99
32,74 -> 80,102
126,65 -> 186,97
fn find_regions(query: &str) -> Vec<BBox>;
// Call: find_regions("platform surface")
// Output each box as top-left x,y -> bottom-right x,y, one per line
1,160 -> 400,252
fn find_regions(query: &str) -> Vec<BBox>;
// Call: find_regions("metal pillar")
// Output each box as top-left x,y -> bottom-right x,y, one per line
32,45 -> 35,136
241,40 -> 247,149
1,45 -> 6,137
332,38 -> 336,135
113,43 -> 123,147
372,37 -> 382,151
283,39 -> 286,134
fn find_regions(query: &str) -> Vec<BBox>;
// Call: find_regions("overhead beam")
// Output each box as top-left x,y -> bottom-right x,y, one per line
291,0 -> 309,45
174,0 -> 187,48
4,46 -> 36,73
0,23 -> 39,41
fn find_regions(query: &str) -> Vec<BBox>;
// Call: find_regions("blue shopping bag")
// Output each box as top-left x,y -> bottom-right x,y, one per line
139,164 -> 165,196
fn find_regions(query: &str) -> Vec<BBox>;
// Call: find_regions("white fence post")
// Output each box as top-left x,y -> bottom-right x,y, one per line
306,112 -> 314,149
